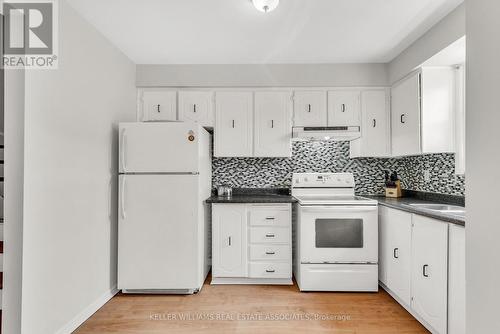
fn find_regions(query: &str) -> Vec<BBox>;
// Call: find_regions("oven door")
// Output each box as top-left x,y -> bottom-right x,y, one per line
299,205 -> 378,264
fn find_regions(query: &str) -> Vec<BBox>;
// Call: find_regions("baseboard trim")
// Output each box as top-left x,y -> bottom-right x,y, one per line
211,277 -> 293,285
55,286 -> 118,334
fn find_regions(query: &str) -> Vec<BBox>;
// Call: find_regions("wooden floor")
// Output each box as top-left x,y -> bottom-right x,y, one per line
75,277 -> 428,334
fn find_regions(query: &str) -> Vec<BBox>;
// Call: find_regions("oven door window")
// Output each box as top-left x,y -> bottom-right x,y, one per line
315,218 -> 363,248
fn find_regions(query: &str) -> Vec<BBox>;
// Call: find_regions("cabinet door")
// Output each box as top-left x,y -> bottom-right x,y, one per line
212,204 -> 248,278
140,90 -> 177,121
411,215 -> 448,334
214,92 -> 253,157
327,90 -> 361,127
378,206 -> 390,285
350,90 -> 391,158
448,224 -> 465,334
178,91 -> 214,127
293,91 -> 327,127
385,208 -> 413,306
254,92 -> 292,157
391,72 -> 421,156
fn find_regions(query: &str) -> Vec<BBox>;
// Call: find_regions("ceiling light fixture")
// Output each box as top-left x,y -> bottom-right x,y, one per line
252,0 -> 279,13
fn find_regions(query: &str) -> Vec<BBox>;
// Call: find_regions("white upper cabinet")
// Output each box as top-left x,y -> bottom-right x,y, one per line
214,92 -> 253,157
178,91 -> 214,127
391,68 -> 455,157
254,92 -> 292,157
293,91 -> 327,127
327,90 -> 361,127
350,89 -> 391,158
139,89 -> 177,122
411,215 -> 448,334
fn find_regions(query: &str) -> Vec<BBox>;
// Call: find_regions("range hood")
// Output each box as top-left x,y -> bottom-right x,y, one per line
292,126 -> 361,142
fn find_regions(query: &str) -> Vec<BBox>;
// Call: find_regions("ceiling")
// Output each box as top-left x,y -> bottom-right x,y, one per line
66,0 -> 464,64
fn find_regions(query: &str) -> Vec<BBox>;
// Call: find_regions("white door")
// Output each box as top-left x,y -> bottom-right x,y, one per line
212,204 -> 248,277
327,90 -> 361,127
411,215 -> 448,334
140,90 -> 177,122
214,92 -> 253,157
178,91 -> 214,127
350,90 -> 390,158
391,72 -> 422,156
254,92 -> 292,157
119,122 -> 200,173
299,205 -> 378,264
448,224 -> 465,334
386,208 -> 413,306
293,91 -> 327,127
118,174 -> 199,289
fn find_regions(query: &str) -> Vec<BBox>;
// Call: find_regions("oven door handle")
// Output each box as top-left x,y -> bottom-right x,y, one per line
300,206 -> 377,213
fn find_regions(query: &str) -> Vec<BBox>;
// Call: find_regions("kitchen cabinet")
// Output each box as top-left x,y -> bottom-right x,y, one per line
212,204 -> 248,278
448,224 -> 465,334
139,89 -> 177,122
214,92 -> 253,157
411,215 -> 448,334
391,68 -> 455,157
327,90 -> 361,127
178,91 -> 214,127
350,89 -> 391,158
211,204 -> 292,284
379,206 -> 412,306
293,91 -> 327,127
254,92 -> 292,157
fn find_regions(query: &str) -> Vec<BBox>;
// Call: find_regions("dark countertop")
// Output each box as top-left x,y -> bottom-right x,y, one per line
366,195 -> 465,226
206,188 -> 298,204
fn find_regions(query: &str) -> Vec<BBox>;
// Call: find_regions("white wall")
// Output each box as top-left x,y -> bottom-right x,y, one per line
136,63 -> 389,87
19,1 -> 136,333
388,3 -> 465,83
465,1 -> 500,332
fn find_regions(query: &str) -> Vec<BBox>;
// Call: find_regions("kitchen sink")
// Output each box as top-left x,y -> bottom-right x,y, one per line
408,203 -> 466,216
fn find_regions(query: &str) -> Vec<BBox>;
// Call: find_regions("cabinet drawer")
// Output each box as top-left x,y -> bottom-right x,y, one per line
249,245 -> 291,261
249,262 -> 291,279
249,206 -> 290,227
249,227 -> 290,244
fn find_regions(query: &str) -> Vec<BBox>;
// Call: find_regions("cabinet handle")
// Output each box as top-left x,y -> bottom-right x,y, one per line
265,251 -> 276,255
393,248 -> 399,259
266,269 -> 276,273
341,104 -> 346,113
373,119 -> 377,128
307,104 -> 311,113
265,217 -> 275,220
157,104 -> 161,113
423,264 -> 429,277
265,234 -> 275,238
271,120 -> 274,128
400,114 -> 406,124
193,104 -> 197,113
228,236 -> 232,246
232,120 -> 235,128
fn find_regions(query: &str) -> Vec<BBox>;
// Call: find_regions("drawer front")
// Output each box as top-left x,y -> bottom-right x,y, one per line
249,227 -> 290,244
249,245 -> 291,261
250,205 -> 291,227
249,262 -> 291,279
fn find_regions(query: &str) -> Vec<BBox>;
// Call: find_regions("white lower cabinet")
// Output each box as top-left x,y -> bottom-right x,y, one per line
411,215 -> 448,334
211,203 -> 292,284
379,206 -> 462,334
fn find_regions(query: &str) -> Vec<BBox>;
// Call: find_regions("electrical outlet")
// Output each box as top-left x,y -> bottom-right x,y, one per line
424,170 -> 431,182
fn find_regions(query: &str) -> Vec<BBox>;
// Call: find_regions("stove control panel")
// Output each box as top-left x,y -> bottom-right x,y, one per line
292,173 -> 355,188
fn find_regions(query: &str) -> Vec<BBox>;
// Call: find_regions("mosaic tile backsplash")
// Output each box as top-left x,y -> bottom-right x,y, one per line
212,141 -> 465,196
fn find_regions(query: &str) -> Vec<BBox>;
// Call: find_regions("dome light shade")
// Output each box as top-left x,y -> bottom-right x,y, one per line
252,0 -> 279,13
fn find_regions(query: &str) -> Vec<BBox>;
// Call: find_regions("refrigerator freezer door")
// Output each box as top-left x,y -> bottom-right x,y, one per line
119,122 -> 200,173
118,174 -> 201,290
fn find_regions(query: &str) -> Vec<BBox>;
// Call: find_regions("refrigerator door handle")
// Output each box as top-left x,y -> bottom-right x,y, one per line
121,128 -> 127,172
121,176 -> 127,219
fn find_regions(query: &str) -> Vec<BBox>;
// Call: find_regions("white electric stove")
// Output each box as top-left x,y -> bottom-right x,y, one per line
292,172 -> 379,292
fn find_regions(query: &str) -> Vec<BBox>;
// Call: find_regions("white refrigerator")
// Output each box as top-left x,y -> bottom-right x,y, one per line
117,122 -> 212,294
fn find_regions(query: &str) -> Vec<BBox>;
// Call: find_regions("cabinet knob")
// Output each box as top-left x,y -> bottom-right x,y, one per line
265,234 -> 275,238
266,269 -> 276,273
193,104 -> 197,113
341,104 -> 346,113
373,119 -> 377,128
232,120 -> 235,128
307,104 -> 311,113
400,114 -> 406,124
265,251 -> 276,255
157,104 -> 161,113
423,264 -> 429,277
393,248 -> 399,259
